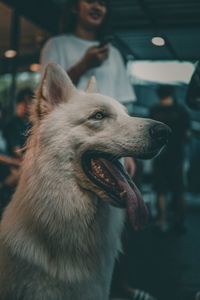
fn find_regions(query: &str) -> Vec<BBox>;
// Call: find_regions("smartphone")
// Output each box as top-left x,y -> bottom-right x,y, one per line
98,36 -> 113,47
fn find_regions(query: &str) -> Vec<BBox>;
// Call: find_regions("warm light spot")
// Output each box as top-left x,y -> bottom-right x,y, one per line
30,63 -> 41,72
4,49 -> 17,58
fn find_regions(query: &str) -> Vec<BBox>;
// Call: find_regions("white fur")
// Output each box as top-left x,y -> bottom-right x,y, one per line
0,63 -> 164,300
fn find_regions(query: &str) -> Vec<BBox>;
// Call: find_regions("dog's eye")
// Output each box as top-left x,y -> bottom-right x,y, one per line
92,112 -> 105,120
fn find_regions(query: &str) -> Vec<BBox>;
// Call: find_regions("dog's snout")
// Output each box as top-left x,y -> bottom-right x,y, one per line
149,123 -> 171,145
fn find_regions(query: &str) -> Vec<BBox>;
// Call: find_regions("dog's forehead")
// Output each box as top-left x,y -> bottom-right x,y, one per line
68,92 -> 125,113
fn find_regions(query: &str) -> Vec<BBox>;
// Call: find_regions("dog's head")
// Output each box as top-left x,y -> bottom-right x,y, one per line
32,63 -> 170,229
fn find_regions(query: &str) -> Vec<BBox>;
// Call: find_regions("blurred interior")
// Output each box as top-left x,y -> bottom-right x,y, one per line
1,1 -> 200,300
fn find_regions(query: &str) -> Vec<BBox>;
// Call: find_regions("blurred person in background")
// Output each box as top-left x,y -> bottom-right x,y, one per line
40,0 -> 135,103
0,104 -> 7,155
0,88 -> 33,215
4,88 -> 33,158
0,104 -> 11,214
150,85 -> 190,234
186,60 -> 200,300
40,1 -> 156,299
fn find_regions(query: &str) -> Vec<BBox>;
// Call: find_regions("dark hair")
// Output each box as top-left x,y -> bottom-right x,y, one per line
59,0 -> 111,40
16,88 -> 33,104
156,85 -> 175,99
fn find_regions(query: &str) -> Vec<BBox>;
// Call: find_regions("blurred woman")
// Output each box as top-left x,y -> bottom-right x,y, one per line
40,0 -> 135,104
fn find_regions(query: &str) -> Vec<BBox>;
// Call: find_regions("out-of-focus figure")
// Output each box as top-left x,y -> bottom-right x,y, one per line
186,60 -> 200,300
150,85 -> 190,234
4,88 -> 33,158
0,88 -> 33,215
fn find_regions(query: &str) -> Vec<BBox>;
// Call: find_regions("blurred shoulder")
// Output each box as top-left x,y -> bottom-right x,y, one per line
43,34 -> 72,47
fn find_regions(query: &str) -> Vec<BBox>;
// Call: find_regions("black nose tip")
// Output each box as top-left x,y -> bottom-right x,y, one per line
149,124 -> 171,144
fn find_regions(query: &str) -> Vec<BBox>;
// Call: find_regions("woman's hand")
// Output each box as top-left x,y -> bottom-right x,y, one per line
82,45 -> 109,70
67,45 -> 109,85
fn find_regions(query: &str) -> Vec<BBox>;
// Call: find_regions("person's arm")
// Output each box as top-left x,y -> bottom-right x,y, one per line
67,59 -> 88,86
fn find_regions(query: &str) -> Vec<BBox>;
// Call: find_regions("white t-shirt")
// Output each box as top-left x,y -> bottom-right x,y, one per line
40,34 -> 136,103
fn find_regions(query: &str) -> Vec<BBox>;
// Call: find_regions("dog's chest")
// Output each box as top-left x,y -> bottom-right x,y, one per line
65,205 -> 125,300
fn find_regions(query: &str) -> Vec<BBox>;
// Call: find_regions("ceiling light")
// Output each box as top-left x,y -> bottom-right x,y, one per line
30,63 -> 40,72
151,36 -> 165,46
4,49 -> 17,58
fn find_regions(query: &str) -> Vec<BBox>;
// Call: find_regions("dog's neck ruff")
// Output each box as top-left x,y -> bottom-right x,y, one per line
1,146 -> 125,284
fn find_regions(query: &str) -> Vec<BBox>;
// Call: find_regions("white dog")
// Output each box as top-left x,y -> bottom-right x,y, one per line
0,63 -> 170,300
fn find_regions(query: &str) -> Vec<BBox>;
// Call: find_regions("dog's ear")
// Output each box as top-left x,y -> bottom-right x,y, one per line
33,63 -> 76,121
86,76 -> 98,93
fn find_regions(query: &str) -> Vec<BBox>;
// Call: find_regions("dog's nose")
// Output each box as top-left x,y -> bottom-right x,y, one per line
149,123 -> 171,145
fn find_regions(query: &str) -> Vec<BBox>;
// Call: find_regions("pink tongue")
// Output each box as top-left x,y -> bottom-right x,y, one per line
100,159 -> 149,230
124,181 -> 149,230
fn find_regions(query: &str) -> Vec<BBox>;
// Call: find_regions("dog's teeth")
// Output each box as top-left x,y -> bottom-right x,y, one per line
91,159 -> 117,186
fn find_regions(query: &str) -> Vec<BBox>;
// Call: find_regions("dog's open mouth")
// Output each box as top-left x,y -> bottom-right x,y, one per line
82,151 -> 149,230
